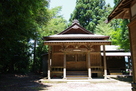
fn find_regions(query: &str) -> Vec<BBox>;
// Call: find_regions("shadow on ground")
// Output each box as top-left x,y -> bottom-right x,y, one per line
0,73 -> 51,91
111,75 -> 133,83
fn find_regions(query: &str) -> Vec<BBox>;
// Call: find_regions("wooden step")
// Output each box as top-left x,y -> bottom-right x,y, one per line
66,71 -> 88,78
67,71 -> 88,75
67,77 -> 88,80
67,75 -> 88,77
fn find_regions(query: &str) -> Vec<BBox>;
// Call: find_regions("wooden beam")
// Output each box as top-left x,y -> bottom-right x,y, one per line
115,9 -> 129,19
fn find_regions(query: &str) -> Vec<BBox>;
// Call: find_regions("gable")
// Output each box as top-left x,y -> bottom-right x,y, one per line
58,23 -> 93,34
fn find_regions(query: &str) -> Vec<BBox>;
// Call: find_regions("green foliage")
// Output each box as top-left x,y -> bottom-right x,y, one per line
110,28 -> 121,45
114,0 -> 121,7
95,0 -> 130,51
70,0 -> 112,33
41,6 -> 67,36
43,18 -> 67,35
95,21 -> 113,36
118,20 -> 130,51
32,6 -> 67,73
110,27 -> 130,51
0,0 -> 49,73
111,0 -> 130,51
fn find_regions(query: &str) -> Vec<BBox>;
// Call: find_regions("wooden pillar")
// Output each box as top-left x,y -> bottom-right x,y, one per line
88,52 -> 92,79
48,46 -> 51,79
128,20 -> 136,91
63,52 -> 66,79
103,45 -> 107,79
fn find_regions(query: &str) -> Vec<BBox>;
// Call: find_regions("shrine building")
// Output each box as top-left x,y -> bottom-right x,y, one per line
43,20 -> 127,79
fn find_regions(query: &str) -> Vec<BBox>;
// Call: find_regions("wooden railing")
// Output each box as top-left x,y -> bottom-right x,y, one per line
91,66 -> 104,73
51,66 -> 104,73
51,66 -> 63,73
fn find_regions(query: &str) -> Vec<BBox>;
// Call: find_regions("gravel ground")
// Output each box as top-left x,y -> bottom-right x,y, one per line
42,81 -> 131,91
0,74 -> 132,91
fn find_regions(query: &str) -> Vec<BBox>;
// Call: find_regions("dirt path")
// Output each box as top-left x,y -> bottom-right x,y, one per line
0,74 -> 132,91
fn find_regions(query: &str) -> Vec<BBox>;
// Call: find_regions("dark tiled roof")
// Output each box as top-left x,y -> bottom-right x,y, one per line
44,34 -> 110,40
58,23 -> 93,34
43,20 -> 111,44
44,40 -> 111,45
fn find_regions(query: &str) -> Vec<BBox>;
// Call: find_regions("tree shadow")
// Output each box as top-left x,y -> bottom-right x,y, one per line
111,75 -> 132,83
0,73 -> 51,91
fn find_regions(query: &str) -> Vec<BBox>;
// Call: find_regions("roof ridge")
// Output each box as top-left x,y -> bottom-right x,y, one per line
58,22 -> 93,34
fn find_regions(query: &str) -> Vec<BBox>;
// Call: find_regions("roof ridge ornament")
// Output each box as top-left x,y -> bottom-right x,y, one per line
72,19 -> 80,25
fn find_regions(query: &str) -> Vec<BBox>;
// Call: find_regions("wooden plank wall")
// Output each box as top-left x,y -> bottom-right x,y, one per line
66,61 -> 86,71
52,45 -> 63,66
90,45 -> 102,66
52,54 -> 63,66
53,45 -> 62,53
52,45 -> 102,69
90,53 -> 102,66
106,56 -> 126,69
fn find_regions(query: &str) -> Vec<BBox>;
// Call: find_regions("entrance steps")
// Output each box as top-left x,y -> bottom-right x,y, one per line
67,71 -> 88,75
66,71 -> 88,80
67,77 -> 88,80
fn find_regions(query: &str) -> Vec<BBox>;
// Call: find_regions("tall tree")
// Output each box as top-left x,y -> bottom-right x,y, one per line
70,0 -> 110,33
95,21 -> 113,36
42,6 -> 67,36
94,4 -> 113,35
114,0 -> 121,7
0,0 -> 49,73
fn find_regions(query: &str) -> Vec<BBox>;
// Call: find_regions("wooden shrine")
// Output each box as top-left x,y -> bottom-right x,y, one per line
107,0 -> 136,90
43,20 -> 111,79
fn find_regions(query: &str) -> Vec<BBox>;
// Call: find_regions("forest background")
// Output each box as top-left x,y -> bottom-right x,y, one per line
0,0 -> 130,74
